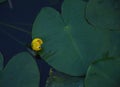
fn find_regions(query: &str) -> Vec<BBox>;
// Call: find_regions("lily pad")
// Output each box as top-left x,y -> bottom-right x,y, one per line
0,52 -> 40,87
85,57 -> 120,87
32,0 -> 109,76
108,31 -> 120,57
46,69 -> 84,87
86,0 -> 120,30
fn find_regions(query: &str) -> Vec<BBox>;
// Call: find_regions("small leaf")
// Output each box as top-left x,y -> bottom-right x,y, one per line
1,52 -> 40,87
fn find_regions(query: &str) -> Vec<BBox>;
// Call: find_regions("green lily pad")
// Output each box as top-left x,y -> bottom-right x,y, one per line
0,52 -> 3,71
86,0 -> 120,30
0,52 -> 40,87
32,0 -> 109,76
85,57 -> 120,87
108,31 -> 120,57
46,69 -> 84,87
0,0 -> 6,3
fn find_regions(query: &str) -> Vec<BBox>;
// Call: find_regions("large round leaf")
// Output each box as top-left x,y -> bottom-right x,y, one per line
32,0 -> 109,76
0,52 -> 40,87
86,0 -> 120,30
46,69 -> 84,87
85,57 -> 120,87
108,31 -> 120,57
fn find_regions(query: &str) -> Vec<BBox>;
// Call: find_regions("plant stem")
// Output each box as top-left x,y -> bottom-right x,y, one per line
0,29 -> 37,57
0,21 -> 31,35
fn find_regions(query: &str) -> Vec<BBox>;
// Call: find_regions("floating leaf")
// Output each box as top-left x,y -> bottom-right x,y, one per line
0,52 -> 40,87
86,0 -> 120,30
46,69 -> 84,87
85,57 -> 120,87
108,31 -> 120,57
32,0 -> 109,76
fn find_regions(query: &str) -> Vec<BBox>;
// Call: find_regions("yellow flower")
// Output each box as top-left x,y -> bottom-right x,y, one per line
31,38 -> 43,51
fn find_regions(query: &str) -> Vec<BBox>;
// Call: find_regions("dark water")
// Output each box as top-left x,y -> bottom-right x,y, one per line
0,0 -> 63,87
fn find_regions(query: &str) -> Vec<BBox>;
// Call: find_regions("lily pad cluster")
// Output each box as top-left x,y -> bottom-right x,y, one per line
0,0 -> 120,87
32,0 -> 120,87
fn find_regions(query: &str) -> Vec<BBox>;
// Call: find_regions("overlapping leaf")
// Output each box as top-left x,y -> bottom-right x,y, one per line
108,31 -> 120,57
32,0 -> 109,76
85,57 -> 120,87
86,0 -> 120,30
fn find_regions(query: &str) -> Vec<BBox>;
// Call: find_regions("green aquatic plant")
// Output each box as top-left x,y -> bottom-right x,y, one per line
85,57 -> 120,87
0,0 -> 120,87
32,0 -> 109,76
0,52 -> 40,87
86,0 -> 120,31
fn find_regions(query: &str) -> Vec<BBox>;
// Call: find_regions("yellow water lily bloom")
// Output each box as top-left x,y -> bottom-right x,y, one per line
31,38 -> 43,51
